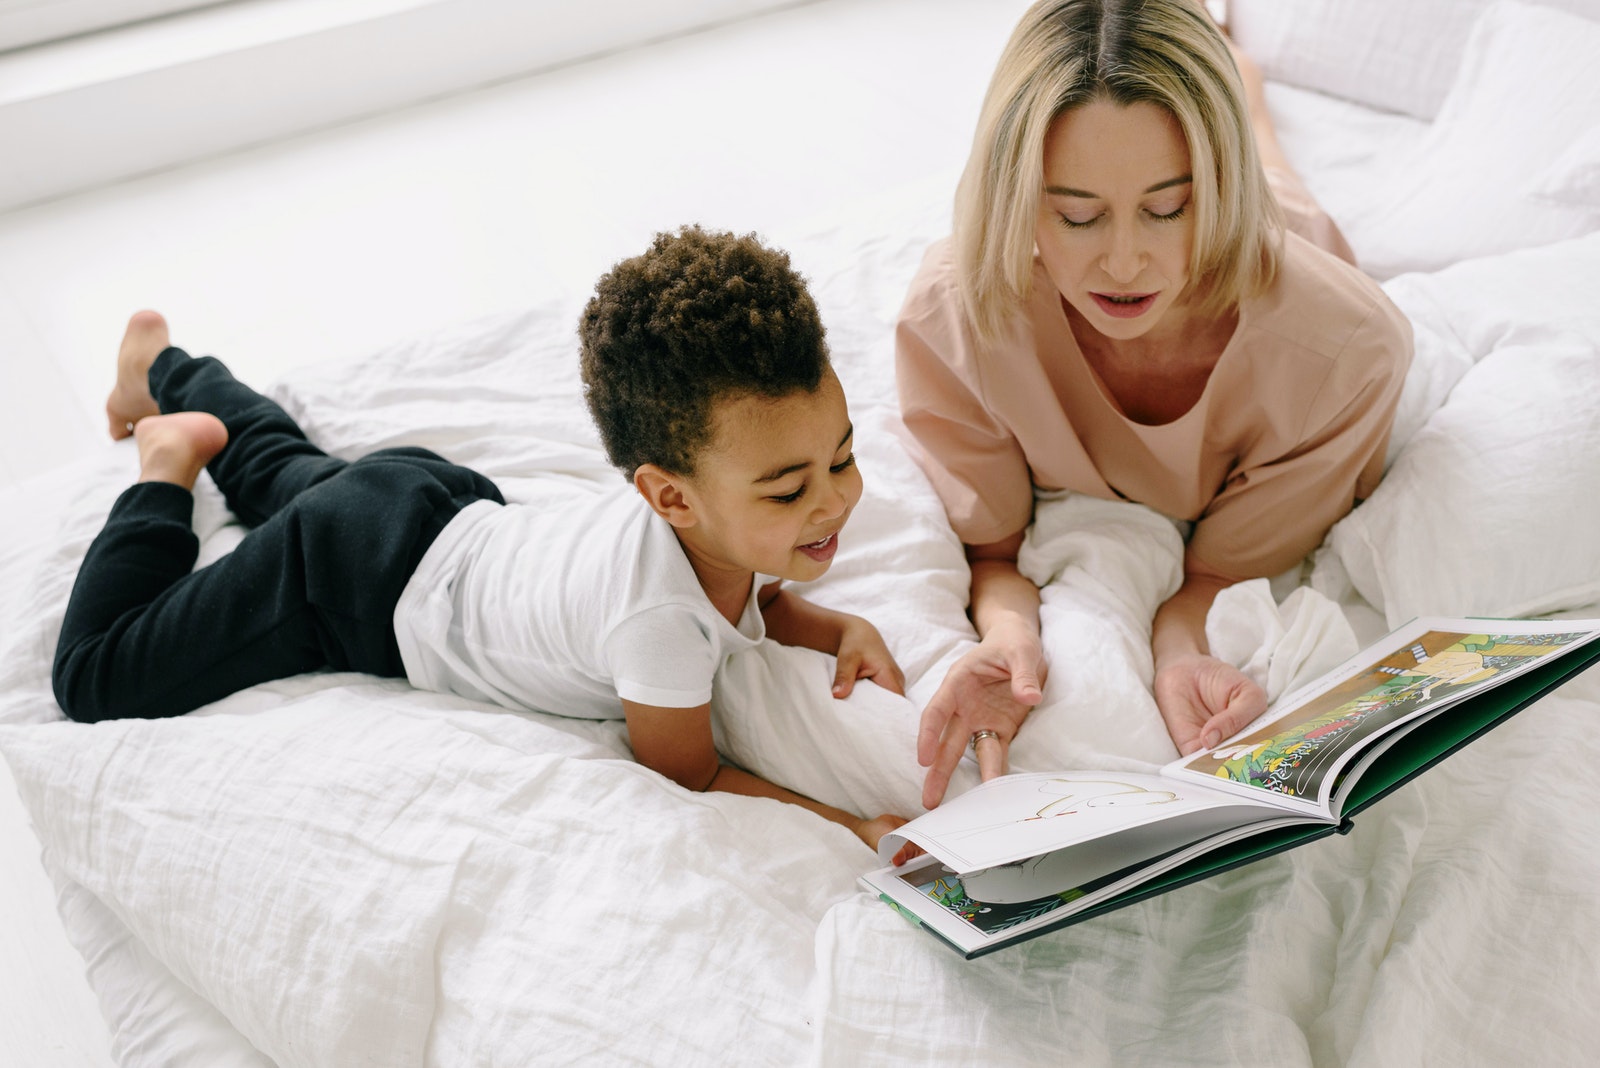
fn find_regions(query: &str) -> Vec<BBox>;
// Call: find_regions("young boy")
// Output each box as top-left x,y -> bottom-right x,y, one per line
54,226 -> 909,849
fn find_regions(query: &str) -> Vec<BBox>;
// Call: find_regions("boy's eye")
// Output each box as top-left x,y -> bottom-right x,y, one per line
766,455 -> 855,504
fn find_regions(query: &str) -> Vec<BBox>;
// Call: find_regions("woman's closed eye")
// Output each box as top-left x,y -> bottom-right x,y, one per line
1057,204 -> 1187,229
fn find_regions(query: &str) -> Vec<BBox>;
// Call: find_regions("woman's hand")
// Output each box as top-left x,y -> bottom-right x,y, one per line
1151,561 -> 1264,757
916,619 -> 1046,809
833,614 -> 907,698
1153,652 -> 1266,757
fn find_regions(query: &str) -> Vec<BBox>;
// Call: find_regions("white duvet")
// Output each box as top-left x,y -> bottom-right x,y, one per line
5,129 -> 1600,1068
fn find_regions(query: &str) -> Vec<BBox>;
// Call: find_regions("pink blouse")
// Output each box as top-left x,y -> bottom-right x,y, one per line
894,230 -> 1413,580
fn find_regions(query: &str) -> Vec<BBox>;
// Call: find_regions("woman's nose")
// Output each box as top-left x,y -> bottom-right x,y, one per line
1101,222 -> 1144,284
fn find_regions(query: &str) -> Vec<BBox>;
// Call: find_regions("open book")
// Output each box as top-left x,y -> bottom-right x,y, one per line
861,616 -> 1600,958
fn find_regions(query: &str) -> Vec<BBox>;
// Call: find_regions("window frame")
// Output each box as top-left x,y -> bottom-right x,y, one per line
0,0 -> 239,53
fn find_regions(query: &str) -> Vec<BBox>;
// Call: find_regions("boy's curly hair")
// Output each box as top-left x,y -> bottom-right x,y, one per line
579,225 -> 829,477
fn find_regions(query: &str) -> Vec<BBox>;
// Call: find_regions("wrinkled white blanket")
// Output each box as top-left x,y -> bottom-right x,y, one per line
4,193 -> 1600,1066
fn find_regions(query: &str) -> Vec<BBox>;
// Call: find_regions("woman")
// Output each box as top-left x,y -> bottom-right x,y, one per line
897,0 -> 1412,806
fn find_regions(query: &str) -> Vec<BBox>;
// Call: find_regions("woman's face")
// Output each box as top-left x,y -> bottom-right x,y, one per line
1034,99 -> 1195,345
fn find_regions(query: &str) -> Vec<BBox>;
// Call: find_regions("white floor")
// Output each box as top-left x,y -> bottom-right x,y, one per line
0,0 -> 1033,1061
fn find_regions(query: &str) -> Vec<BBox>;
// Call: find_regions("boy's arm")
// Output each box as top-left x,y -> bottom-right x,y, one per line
757,582 -> 906,697
621,697 -> 906,849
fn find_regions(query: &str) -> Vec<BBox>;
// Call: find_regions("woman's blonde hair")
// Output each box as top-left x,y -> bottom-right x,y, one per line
953,0 -> 1282,343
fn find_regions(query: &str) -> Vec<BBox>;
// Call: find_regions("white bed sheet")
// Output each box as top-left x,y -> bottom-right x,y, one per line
3,83 -> 1600,1066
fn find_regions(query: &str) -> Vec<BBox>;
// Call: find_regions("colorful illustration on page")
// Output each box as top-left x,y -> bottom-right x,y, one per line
910,868 -> 1088,935
1195,631 -> 1586,798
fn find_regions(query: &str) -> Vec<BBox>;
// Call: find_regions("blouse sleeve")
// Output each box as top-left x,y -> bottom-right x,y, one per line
893,247 -> 1036,547
1187,297 -> 1413,580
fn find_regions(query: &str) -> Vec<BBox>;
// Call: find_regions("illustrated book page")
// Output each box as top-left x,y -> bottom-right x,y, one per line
863,616 -> 1600,956
1167,617 -> 1600,816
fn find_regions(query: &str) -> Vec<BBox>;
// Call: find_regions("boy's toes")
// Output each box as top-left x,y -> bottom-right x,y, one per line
107,310 -> 170,439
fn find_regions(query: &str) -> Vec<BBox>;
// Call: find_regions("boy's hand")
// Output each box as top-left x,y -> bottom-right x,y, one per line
855,813 -> 922,858
832,615 -> 906,698
760,589 -> 905,697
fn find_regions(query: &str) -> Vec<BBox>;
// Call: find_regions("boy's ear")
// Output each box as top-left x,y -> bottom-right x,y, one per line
633,464 -> 698,528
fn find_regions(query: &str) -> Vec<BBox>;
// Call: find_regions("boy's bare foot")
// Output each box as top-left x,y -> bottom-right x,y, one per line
107,310 -> 170,440
134,412 -> 228,490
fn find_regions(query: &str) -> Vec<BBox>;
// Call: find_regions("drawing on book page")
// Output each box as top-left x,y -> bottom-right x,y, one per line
940,778 -> 1183,843
1192,631 -> 1589,799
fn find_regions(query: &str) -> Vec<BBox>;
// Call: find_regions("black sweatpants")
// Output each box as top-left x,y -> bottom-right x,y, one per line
52,347 -> 504,723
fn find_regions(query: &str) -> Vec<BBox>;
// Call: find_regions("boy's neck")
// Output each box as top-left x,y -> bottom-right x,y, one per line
673,532 -> 755,627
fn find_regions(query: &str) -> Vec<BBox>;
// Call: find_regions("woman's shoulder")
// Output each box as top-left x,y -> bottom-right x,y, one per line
897,236 -> 1043,367
899,235 -> 961,318
1245,232 -> 1412,364
896,236 -> 990,382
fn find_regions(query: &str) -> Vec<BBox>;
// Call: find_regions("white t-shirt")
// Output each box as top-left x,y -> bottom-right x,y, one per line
392,486 -> 766,719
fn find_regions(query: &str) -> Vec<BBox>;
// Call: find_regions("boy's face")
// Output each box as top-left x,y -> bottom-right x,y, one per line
674,367 -> 863,584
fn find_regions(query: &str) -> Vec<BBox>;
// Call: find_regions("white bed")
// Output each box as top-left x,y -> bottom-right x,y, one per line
4,1 -> 1600,1063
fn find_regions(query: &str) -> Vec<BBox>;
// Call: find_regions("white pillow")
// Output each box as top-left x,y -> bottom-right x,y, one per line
1528,121 -> 1600,207
1327,331 -> 1600,627
1378,230 -> 1600,461
1230,0 -> 1489,120
1229,0 -> 1600,120
1346,1 -> 1600,280
1332,231 -> 1600,624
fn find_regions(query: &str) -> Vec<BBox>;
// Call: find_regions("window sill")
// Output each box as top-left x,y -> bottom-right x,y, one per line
0,0 -> 812,213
